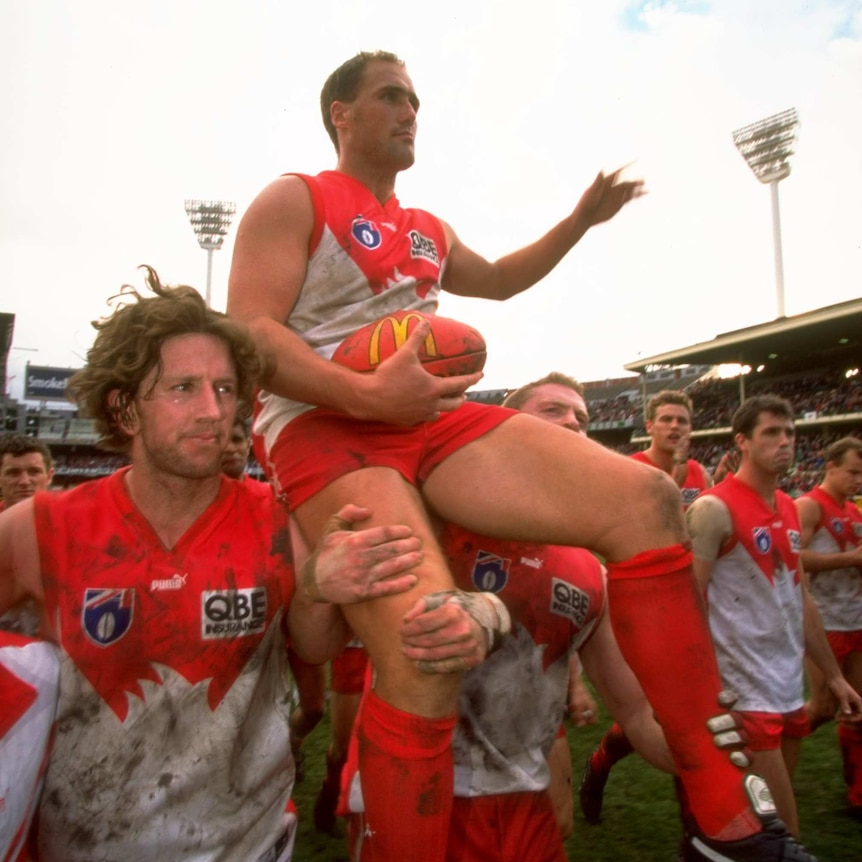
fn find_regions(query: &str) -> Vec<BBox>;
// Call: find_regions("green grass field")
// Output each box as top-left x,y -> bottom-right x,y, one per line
290,709 -> 861,862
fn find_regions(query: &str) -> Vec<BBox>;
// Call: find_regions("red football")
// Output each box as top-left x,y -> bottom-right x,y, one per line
331,310 -> 486,378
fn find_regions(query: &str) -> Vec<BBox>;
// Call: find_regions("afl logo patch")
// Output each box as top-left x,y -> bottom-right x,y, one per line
352,217 -> 382,249
831,518 -> 844,535
753,527 -> 772,554
470,550 -> 510,593
83,588 -> 134,646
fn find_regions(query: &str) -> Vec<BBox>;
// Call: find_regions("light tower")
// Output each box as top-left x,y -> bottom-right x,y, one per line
732,108 -> 798,318
184,199 -> 237,307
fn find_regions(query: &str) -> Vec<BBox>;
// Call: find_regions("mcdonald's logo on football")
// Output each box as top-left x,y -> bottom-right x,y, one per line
331,310 -> 487,378
369,312 -> 438,366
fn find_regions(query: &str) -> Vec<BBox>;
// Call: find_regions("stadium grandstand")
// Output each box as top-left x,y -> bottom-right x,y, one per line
468,297 -> 862,498
1,298 -> 860,495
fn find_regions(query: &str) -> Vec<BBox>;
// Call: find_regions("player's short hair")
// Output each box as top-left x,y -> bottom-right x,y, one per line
320,50 -> 405,152
825,436 -> 862,466
0,434 -> 53,470
231,417 -> 251,438
502,372 -> 584,411
731,394 -> 795,439
69,266 -> 262,453
646,390 -> 693,423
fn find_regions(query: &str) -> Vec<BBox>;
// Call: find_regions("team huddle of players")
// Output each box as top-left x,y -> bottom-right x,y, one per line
2,48 -> 861,862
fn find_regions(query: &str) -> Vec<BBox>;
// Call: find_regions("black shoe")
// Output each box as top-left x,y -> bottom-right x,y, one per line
680,815 -> 818,862
578,752 -> 609,825
313,777 -> 341,835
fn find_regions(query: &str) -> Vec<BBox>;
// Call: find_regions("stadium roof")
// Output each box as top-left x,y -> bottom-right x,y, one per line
624,297 -> 862,376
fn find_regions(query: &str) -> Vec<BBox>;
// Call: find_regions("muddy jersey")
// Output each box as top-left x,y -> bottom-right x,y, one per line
32,468 -> 296,862
802,486 -> 862,631
694,475 -> 804,713
630,450 -> 709,510
439,525 -> 605,797
0,634 -> 59,862
255,170 -> 450,451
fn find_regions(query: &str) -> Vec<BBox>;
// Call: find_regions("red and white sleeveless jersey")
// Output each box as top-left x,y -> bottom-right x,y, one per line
255,170 -> 450,450
802,485 -> 862,631
32,469 -> 296,862
439,524 -> 605,797
0,633 -> 59,862
695,475 -> 804,713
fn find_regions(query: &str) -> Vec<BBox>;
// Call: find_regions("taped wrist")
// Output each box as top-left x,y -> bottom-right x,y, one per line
427,590 -> 511,655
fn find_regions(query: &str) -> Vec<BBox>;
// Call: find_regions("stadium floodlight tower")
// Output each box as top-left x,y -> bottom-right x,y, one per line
184,199 -> 237,307
732,108 -> 798,319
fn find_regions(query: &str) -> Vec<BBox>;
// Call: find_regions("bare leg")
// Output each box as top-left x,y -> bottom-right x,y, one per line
295,467 -> 461,861
424,416 -> 761,841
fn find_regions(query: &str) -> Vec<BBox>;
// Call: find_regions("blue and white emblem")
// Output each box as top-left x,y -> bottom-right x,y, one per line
471,550 -> 510,593
831,518 -> 844,535
351,217 -> 382,249
83,588 -> 134,646
753,527 -> 772,554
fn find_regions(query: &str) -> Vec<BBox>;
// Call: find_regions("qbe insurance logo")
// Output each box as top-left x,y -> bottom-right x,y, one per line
202,588 -> 267,639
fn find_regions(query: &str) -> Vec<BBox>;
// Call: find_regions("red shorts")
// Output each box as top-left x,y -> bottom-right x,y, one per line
826,629 -> 862,664
739,707 -> 810,751
261,403 -> 515,509
447,792 -> 567,862
331,644 -> 369,696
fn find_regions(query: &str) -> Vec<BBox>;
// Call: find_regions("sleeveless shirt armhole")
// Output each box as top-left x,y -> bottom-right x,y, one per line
285,173 -> 325,256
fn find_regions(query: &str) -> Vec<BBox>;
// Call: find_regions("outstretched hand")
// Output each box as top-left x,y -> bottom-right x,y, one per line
576,166 -> 645,228
302,504 -> 423,603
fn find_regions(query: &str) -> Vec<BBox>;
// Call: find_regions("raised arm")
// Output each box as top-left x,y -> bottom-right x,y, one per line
441,168 -> 644,300
227,176 -> 481,425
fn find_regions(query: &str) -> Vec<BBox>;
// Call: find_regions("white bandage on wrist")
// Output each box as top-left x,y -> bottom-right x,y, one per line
434,590 -> 512,655
425,590 -> 512,655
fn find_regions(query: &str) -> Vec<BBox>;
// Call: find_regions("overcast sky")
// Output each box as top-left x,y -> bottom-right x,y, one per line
2,0 -> 860,401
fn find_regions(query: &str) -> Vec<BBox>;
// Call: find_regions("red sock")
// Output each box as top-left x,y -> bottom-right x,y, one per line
606,544 -> 760,840
838,723 -> 862,807
354,690 -> 455,861
591,722 -> 635,772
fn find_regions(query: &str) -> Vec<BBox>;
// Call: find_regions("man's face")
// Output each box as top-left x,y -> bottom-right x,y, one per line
518,383 -> 590,435
336,61 -> 419,171
828,449 -> 862,500
647,403 -> 692,454
127,333 -> 238,480
0,451 -> 53,507
737,411 -> 795,476
221,424 -> 251,479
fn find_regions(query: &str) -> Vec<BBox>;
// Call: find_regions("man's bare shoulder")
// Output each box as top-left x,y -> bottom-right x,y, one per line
687,494 -> 732,561
242,174 -> 314,222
